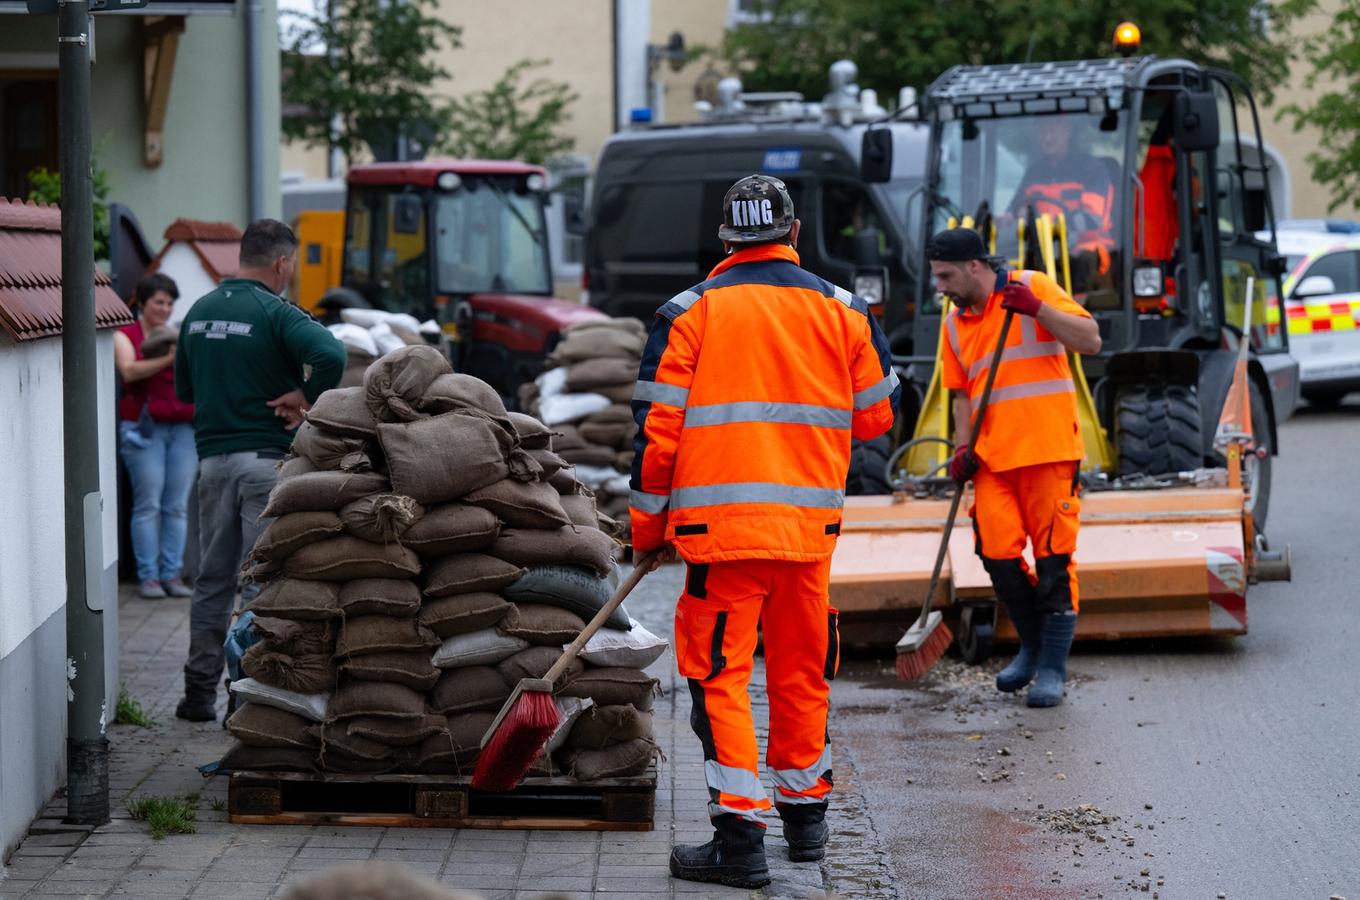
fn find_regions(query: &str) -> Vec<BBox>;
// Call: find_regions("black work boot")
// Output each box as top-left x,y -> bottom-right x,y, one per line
175,686 -> 216,722
669,815 -> 770,888
779,802 -> 829,862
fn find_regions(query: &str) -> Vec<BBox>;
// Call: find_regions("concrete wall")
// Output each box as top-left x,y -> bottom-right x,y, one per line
0,332 -> 120,862
0,5 -> 281,244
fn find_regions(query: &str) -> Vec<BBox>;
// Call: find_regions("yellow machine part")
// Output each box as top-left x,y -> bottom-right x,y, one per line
293,210 -> 345,314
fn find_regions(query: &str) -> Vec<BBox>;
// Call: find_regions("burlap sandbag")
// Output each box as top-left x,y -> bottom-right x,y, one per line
276,455 -> 317,480
596,382 -> 637,404
508,411 -> 556,450
615,450 -> 635,470
488,527 -> 617,577
561,737 -> 657,780
225,703 -> 320,750
559,494 -> 599,529
339,494 -> 424,543
414,712 -> 495,773
504,565 -> 629,631
496,646 -> 584,685
251,616 -> 336,656
336,615 -> 440,658
558,667 -> 658,710
345,714 -> 447,748
549,468 -> 585,495
243,645 -> 338,694
558,444 -> 619,467
291,422 -> 374,472
567,317 -> 647,338
339,651 -> 441,691
263,471 -> 389,518
552,424 -> 588,451
565,704 -> 653,751
338,579 -> 422,618
248,579 -> 341,620
317,721 -> 395,764
283,536 -> 422,581
578,420 -> 635,448
420,373 -> 511,421
550,327 -> 645,363
427,666 -> 511,715
139,325 -> 178,358
526,448 -> 570,479
306,385 -> 378,438
364,344 -> 453,422
220,741 -> 316,773
464,479 -> 571,530
423,553 -> 525,598
402,503 -> 500,557
565,357 -> 640,392
378,413 -> 509,505
431,629 -> 528,669
339,352 -> 375,390
593,403 -> 634,424
499,604 -> 586,646
251,512 -> 345,564
418,592 -> 511,638
328,679 -> 427,720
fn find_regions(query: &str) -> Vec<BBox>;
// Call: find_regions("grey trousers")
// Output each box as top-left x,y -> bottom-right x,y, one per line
183,451 -> 278,698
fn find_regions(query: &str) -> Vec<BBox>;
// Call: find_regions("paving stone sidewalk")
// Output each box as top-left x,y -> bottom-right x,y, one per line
0,566 -> 896,900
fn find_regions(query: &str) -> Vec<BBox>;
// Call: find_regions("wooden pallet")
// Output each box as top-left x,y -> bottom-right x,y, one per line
228,765 -> 656,831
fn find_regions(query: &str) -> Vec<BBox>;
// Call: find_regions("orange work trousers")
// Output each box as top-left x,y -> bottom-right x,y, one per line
971,460 -> 1082,613
674,558 -> 838,828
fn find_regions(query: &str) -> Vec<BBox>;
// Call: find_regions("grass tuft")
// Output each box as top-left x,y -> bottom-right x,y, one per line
126,793 -> 198,839
113,687 -> 155,728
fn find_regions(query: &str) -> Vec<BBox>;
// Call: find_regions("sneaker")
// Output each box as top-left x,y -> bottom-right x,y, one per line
138,579 -> 167,599
162,578 -> 193,598
175,695 -> 216,722
669,838 -> 771,889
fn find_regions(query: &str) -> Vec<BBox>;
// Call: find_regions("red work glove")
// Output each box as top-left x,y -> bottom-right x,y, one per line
1001,282 -> 1043,317
949,446 -> 979,485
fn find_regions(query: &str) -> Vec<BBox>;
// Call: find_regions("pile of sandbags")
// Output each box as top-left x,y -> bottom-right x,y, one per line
327,308 -> 442,389
221,345 -> 662,782
520,318 -> 644,535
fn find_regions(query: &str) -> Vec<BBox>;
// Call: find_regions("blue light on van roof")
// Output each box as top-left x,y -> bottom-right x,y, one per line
630,107 -> 654,123
763,147 -> 802,173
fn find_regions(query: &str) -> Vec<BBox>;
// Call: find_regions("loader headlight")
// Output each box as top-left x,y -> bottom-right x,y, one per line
526,173 -> 547,192
437,172 -> 462,191
854,267 -> 888,306
1133,263 -> 1164,298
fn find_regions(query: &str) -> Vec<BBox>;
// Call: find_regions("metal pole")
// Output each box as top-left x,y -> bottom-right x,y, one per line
245,0 -> 265,220
58,0 -> 110,826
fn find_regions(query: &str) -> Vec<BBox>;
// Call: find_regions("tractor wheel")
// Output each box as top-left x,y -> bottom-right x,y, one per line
1114,383 -> 1203,477
846,436 -> 893,496
1244,380 -> 1271,533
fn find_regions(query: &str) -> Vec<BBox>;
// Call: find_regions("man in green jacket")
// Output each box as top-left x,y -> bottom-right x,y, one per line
173,219 -> 346,723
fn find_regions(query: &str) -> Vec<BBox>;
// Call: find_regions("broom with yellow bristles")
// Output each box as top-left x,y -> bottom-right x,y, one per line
896,309 -> 1015,681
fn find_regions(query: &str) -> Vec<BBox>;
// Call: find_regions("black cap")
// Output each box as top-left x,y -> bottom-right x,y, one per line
925,227 -> 1002,264
718,174 -> 795,243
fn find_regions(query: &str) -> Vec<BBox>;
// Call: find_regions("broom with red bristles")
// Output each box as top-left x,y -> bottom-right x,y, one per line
896,309 -> 1016,681
472,551 -> 660,791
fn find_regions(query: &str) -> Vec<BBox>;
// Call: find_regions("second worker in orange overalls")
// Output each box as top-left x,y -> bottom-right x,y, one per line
928,228 -> 1102,708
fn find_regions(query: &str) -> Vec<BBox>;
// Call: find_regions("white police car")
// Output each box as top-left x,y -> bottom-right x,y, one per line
1273,229 -> 1360,407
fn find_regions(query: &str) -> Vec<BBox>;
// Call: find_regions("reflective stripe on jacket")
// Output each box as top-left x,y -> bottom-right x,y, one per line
629,243 -> 899,562
940,268 -> 1089,472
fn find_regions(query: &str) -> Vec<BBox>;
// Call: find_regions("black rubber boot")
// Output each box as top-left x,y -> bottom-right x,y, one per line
669,816 -> 770,888
995,602 -> 1042,693
1027,612 -> 1077,708
175,686 -> 216,722
779,803 -> 829,862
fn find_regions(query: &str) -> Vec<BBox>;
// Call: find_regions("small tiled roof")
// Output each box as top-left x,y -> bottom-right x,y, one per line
151,217 -> 242,282
0,198 -> 133,342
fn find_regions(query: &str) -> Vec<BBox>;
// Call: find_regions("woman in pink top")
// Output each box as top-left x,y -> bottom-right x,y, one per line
114,273 -> 195,599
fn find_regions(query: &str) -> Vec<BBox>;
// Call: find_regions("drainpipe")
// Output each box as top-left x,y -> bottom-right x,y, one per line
245,0 -> 265,221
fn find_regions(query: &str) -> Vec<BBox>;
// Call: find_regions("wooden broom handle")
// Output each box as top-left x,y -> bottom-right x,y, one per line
544,550 -> 661,685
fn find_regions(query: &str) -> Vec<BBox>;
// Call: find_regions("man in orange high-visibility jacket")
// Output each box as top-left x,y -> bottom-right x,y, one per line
631,174 -> 898,888
928,227 -> 1102,709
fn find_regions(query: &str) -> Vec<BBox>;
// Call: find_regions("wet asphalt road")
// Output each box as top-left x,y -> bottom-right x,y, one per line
828,401 -> 1360,899
628,400 -> 1360,899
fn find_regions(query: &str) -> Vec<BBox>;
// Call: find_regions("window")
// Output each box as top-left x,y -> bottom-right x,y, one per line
1213,79 -> 1248,238
1296,251 -> 1360,296
821,181 -> 886,264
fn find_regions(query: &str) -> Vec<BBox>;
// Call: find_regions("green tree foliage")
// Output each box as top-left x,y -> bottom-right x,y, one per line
281,0 -> 462,162
1282,0 -> 1360,211
721,0 -> 1313,107
440,59 -> 578,164
27,159 -> 111,261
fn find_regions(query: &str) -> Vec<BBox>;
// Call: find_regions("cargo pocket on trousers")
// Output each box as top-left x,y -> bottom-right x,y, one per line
824,607 -> 840,681
675,595 -> 728,682
1047,496 -> 1081,556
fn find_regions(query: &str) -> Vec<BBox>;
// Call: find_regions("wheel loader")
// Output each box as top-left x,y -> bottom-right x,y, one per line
832,30 -> 1296,657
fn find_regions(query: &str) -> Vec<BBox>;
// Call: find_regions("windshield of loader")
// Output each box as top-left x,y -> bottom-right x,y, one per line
436,177 -> 551,295
932,111 -> 1126,311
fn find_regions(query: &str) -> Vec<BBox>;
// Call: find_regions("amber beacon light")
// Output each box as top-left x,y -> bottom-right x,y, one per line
1114,21 -> 1141,56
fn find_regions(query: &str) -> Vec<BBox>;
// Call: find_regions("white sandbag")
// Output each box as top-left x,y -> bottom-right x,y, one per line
419,319 -> 441,335
601,475 -> 631,496
572,464 -> 623,490
328,323 -> 379,358
229,677 -> 330,723
544,696 -> 594,754
573,618 -> 668,669
340,308 -> 424,335
539,392 -> 612,426
535,366 -> 569,400
369,322 -> 408,356
431,628 -> 529,669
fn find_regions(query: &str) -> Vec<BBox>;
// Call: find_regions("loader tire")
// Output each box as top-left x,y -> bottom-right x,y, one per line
1114,384 -> 1202,478
846,436 -> 892,496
